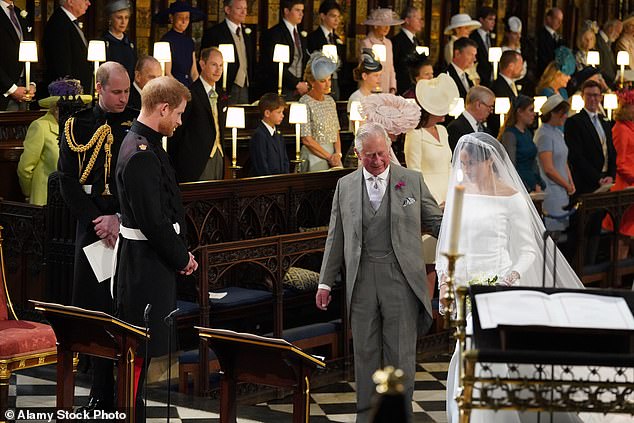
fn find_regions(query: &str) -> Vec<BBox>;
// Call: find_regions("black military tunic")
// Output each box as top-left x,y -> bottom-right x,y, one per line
114,120 -> 189,357
58,104 -> 138,312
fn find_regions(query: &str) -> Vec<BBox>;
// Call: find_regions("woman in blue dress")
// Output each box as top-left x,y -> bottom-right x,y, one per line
156,1 -> 205,86
499,95 -> 545,192
102,0 -> 136,82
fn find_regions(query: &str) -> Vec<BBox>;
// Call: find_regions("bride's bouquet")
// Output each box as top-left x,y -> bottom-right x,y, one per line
465,274 -> 498,312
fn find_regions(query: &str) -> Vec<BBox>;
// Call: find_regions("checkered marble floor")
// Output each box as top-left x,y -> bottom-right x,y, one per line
5,358 -> 449,422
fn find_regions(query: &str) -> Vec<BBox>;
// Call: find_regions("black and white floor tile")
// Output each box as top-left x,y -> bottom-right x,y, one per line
5,359 -> 449,422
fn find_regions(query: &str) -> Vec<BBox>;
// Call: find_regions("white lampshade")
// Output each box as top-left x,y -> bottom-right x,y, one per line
322,44 -> 338,61
372,44 -> 387,62
415,46 -> 430,56
225,107 -> 245,128
87,40 -> 106,62
153,42 -> 172,62
571,94 -> 585,112
273,44 -> 290,63
218,44 -> 235,63
534,96 -> 547,113
495,97 -> 511,115
18,41 -> 38,62
488,47 -> 502,63
448,97 -> 464,117
604,93 -> 618,110
349,101 -> 363,122
288,102 -> 308,124
617,50 -> 630,66
586,50 -> 600,67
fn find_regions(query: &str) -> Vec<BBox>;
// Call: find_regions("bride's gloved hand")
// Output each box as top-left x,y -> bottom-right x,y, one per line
499,270 -> 520,286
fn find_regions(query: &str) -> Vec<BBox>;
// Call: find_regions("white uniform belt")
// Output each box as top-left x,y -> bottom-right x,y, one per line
82,185 -> 92,194
119,222 -> 181,240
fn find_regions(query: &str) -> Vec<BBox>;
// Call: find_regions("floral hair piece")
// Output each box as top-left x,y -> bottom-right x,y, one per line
361,94 -> 421,135
617,89 -> 634,106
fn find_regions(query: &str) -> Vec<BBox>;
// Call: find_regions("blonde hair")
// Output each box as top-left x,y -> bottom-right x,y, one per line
536,62 -> 562,94
141,76 -> 191,112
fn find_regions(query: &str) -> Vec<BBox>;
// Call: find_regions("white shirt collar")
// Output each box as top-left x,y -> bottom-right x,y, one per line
199,76 -> 215,97
401,27 -> 415,43
477,28 -> 489,40
320,24 -> 334,39
283,19 -> 297,36
500,73 -> 515,87
225,18 -> 240,34
133,81 -> 142,94
60,5 -> 78,21
545,25 -> 557,37
262,120 -> 276,136
451,62 -> 466,77
462,110 -> 479,132
362,166 -> 390,182
584,108 -> 599,119
599,30 -> 609,43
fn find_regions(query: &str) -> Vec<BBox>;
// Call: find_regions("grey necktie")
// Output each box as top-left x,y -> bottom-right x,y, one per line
368,176 -> 383,211
477,122 -> 485,132
7,4 -> 22,40
72,19 -> 87,46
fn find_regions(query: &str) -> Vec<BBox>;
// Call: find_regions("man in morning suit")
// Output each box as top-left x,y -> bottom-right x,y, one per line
488,50 -> 523,136
0,0 -> 35,110
259,0 -> 309,101
115,76 -> 197,421
536,7 -> 565,77
316,122 -> 442,423
43,0 -> 93,94
57,62 -> 137,412
447,86 -> 494,151
391,6 -> 423,95
307,1 -> 343,100
169,47 -> 226,182
564,80 -> 616,264
128,55 -> 162,110
597,19 -> 623,89
249,93 -> 289,176
446,37 -> 478,100
200,0 -> 255,104
470,6 -> 496,87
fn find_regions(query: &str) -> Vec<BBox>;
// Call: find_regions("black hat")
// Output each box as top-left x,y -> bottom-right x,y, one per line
155,1 -> 205,24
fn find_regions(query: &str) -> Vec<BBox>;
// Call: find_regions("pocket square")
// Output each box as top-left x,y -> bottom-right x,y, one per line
402,197 -> 416,207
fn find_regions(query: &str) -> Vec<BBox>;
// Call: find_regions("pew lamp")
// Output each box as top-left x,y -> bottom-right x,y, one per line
604,93 -> 618,121
372,44 -> 387,63
153,42 -> 171,76
218,44 -> 235,92
288,102 -> 307,173
488,47 -> 502,79
349,101 -> 363,135
415,46 -> 430,56
448,97 -> 464,118
495,97 -> 511,127
273,44 -> 290,96
225,107 -> 245,178
571,94 -> 585,113
534,96 -> 547,127
586,51 -> 600,68
322,44 -> 338,62
87,40 -> 106,100
18,41 -> 37,101
617,51 -> 629,87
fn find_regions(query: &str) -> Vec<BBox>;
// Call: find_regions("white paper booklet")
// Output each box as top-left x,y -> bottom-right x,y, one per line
475,290 -> 634,331
83,239 -> 114,282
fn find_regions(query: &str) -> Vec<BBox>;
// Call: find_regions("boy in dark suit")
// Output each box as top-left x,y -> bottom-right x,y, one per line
250,93 -> 289,176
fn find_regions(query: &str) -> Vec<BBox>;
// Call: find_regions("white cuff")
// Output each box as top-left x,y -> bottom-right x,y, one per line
317,283 -> 331,291
4,84 -> 17,97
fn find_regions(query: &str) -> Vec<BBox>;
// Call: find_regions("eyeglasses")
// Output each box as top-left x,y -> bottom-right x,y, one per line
480,101 -> 495,110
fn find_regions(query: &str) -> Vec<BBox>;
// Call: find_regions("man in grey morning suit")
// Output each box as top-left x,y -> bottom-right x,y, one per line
316,122 -> 443,422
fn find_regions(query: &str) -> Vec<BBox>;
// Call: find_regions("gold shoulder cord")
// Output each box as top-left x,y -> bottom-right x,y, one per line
64,117 -> 114,192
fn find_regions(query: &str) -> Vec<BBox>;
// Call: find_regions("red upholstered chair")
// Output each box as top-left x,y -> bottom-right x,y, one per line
0,226 -> 57,413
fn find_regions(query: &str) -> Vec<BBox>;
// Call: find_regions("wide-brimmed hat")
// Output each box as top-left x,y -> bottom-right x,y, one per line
38,78 -> 92,109
540,94 -> 568,115
308,52 -> 337,80
105,0 -> 130,15
155,1 -> 205,24
363,8 -> 403,26
415,73 -> 459,116
444,14 -> 481,35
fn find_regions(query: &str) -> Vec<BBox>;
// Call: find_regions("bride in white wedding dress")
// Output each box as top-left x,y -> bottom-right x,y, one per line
435,133 -> 632,423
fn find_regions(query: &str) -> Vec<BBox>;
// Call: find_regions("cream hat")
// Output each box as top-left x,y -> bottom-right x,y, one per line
444,14 -> 481,35
540,94 -> 568,115
363,8 -> 404,26
415,73 -> 460,116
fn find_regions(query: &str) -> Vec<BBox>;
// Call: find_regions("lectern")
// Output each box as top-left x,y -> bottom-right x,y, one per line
31,301 -> 149,423
196,326 -> 326,423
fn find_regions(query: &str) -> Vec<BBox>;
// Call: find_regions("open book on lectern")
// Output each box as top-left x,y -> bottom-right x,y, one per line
475,290 -> 634,331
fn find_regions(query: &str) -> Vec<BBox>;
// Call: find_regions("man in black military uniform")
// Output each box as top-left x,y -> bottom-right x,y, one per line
57,61 -> 137,412
114,76 -> 197,420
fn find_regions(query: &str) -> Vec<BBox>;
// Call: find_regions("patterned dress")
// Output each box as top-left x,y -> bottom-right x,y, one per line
299,94 -> 340,172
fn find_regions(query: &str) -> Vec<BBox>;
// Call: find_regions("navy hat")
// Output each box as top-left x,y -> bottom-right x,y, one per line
155,1 -> 205,24
105,0 -> 130,15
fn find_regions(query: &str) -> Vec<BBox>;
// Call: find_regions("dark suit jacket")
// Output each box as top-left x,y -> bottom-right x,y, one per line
446,63 -> 473,99
391,30 -> 418,95
487,76 -> 518,137
564,109 -> 617,195
127,84 -> 141,111
0,3 -> 30,110
259,22 -> 308,95
447,113 -> 476,151
169,78 -> 227,182
596,34 -> 617,89
470,30 -> 494,87
201,20 -> 256,99
307,27 -> 344,58
536,26 -> 564,76
249,121 -> 289,176
43,7 -> 92,94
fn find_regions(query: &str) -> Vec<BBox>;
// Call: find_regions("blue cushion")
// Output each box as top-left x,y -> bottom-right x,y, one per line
178,348 -> 217,364
283,322 -> 337,343
176,300 -> 199,316
210,286 -> 272,309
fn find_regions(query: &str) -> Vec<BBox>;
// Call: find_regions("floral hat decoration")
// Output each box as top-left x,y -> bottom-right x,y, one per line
617,89 -> 634,106
360,94 -> 421,135
554,46 -> 576,76
39,78 -> 92,109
